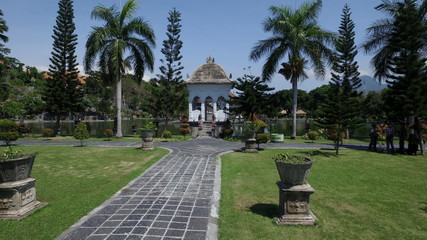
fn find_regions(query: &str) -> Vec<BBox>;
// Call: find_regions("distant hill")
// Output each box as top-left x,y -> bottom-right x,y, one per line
357,75 -> 387,93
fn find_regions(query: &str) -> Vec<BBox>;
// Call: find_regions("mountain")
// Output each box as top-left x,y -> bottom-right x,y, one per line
357,75 -> 387,93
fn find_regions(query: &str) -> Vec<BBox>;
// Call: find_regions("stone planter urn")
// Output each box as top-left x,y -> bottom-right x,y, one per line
271,133 -> 284,143
244,130 -> 257,153
141,130 -> 155,151
273,154 -> 317,226
275,157 -> 313,185
0,155 -> 44,220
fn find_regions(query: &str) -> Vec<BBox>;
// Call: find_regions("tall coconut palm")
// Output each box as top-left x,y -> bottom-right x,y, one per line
85,0 -> 155,138
250,0 -> 334,139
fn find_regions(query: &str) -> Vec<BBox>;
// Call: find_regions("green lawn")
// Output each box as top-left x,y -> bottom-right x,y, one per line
220,149 -> 427,240
0,146 -> 169,240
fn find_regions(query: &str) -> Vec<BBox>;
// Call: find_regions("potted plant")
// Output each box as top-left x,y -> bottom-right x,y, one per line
0,147 -> 37,183
140,120 -> 156,138
273,153 -> 313,186
140,120 -> 156,151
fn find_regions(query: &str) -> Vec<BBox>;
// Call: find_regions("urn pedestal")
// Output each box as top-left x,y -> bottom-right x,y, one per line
141,130 -> 155,151
276,182 -> 317,226
0,178 -> 44,220
243,131 -> 258,153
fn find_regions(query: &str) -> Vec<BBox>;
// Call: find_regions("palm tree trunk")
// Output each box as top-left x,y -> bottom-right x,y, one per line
115,74 -> 123,138
291,77 -> 298,139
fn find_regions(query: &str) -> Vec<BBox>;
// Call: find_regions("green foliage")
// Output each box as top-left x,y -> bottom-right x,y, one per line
42,128 -> 53,139
74,122 -> 89,146
103,129 -> 113,140
244,119 -> 268,132
1,100 -> 24,118
141,120 -> 156,130
255,133 -> 270,147
0,146 -> 24,161
229,75 -> 274,120
0,118 -> 16,131
162,130 -> 172,139
222,128 -> 234,138
306,130 -> 320,142
273,152 -> 310,163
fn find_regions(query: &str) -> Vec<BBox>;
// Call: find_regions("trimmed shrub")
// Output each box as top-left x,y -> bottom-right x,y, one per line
74,122 -> 89,147
307,130 -> 319,142
42,128 -> 53,139
163,130 -> 172,139
256,133 -> 270,148
0,119 -> 19,145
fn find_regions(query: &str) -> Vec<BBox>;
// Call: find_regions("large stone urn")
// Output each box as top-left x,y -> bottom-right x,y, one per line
0,155 -> 44,220
141,130 -> 155,151
243,131 -> 257,153
274,155 -> 317,225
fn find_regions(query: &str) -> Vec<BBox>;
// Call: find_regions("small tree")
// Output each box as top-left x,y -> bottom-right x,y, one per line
74,122 -> 89,147
42,128 -> 53,140
104,129 -> 113,141
0,119 -> 18,145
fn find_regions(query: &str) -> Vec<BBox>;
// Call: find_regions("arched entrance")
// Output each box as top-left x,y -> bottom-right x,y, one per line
205,97 -> 213,121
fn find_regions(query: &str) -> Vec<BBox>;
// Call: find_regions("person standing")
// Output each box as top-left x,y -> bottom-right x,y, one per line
368,124 -> 378,151
385,121 -> 395,153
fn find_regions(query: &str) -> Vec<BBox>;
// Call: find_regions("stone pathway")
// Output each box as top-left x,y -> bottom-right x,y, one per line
54,138 -> 241,240
13,138 -> 366,240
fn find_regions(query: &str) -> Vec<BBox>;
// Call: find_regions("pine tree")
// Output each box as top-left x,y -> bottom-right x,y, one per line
43,0 -> 83,136
229,75 -> 275,120
154,8 -> 186,135
383,0 -> 427,154
316,4 -> 363,154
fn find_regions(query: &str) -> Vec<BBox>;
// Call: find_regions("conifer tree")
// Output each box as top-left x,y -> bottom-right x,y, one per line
229,75 -> 275,121
74,121 -> 89,147
43,0 -> 83,136
153,8 -> 186,134
316,4 -> 363,154
0,9 -> 9,58
383,0 -> 427,154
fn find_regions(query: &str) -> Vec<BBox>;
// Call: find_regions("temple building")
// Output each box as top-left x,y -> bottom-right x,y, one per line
186,57 -> 233,124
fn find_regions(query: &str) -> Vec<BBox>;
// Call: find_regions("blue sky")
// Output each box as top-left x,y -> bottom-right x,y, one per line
2,0 -> 384,91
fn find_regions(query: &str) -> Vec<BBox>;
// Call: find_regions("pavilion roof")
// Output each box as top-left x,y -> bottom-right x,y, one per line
186,57 -> 233,85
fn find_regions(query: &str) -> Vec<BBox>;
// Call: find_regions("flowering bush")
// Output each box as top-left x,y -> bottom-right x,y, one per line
42,128 -> 53,139
16,124 -> 32,137
104,129 -> 113,140
0,131 -> 19,146
327,128 -> 345,141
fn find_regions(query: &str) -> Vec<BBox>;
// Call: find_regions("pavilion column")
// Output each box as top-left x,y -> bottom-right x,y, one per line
225,103 -> 230,120
213,101 -> 217,119
201,102 -> 205,121
188,102 -> 193,121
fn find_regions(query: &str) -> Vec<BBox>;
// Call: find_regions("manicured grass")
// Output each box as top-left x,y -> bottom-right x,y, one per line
0,146 -> 169,240
219,149 -> 427,239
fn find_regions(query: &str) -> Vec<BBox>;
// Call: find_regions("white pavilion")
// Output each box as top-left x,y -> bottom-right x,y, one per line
186,57 -> 233,123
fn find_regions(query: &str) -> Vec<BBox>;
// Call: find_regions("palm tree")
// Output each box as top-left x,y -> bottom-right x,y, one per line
84,0 -> 155,138
363,0 -> 427,82
250,0 -> 334,139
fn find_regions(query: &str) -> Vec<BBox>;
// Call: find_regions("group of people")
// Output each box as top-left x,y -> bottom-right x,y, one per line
369,116 -> 424,155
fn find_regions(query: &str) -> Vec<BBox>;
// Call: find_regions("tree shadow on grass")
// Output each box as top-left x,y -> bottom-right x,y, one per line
420,202 -> 427,213
297,150 -> 337,158
249,203 -> 278,219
